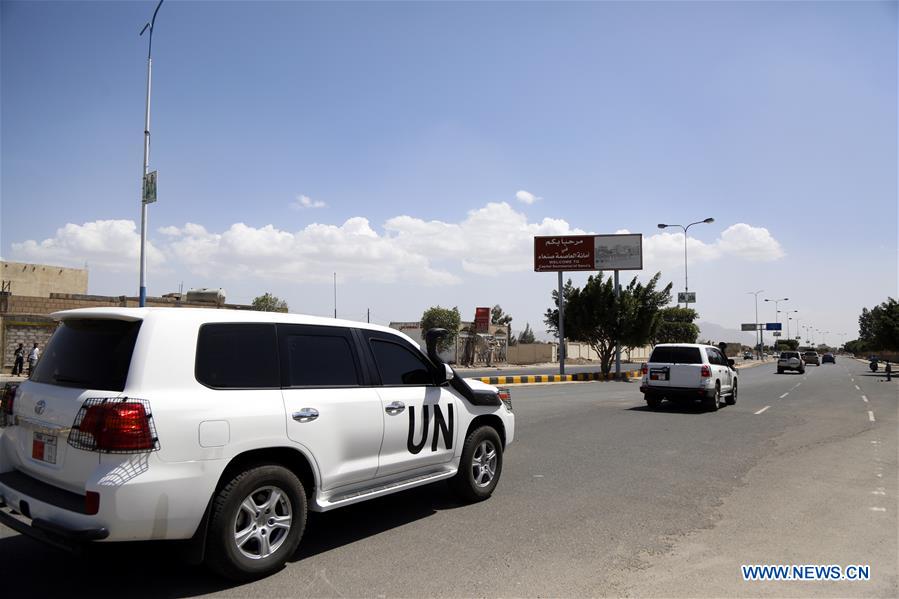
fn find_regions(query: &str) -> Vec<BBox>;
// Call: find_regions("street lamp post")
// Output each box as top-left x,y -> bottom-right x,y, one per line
138,0 -> 164,307
747,290 -> 764,359
778,309 -> 798,340
764,297 -> 788,349
658,217 -> 715,307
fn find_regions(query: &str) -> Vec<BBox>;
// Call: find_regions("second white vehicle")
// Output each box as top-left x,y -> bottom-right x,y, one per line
640,343 -> 738,411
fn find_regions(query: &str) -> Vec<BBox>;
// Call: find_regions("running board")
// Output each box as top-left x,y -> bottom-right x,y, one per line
315,469 -> 456,511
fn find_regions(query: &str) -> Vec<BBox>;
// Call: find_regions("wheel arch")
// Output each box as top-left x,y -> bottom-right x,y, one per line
465,414 -> 507,448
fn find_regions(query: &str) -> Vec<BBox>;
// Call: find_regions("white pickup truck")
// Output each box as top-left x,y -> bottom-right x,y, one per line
640,343 -> 738,412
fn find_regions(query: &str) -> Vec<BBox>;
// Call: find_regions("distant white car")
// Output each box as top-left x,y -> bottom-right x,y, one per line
0,308 -> 515,580
640,343 -> 738,411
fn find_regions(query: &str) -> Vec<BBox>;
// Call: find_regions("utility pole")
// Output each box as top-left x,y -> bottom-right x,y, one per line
138,0 -> 164,307
558,272 -> 565,375
747,290 -> 764,359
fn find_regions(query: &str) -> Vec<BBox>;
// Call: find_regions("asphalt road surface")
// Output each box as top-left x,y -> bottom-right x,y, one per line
0,360 -> 895,597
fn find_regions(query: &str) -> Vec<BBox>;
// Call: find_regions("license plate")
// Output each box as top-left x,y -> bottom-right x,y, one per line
650,368 -> 668,381
32,432 -> 58,464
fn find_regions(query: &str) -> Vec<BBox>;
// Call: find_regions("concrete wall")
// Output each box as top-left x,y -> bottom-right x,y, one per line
507,343 -> 558,364
1,261 -> 88,297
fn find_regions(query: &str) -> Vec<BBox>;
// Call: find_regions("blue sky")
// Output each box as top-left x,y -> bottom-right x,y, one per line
2,1 -> 896,345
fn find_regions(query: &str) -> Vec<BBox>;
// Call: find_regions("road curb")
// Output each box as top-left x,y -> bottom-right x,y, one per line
470,371 -> 641,385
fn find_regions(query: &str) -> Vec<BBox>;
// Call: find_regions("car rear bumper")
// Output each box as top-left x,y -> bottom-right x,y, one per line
641,385 -> 714,400
0,499 -> 108,552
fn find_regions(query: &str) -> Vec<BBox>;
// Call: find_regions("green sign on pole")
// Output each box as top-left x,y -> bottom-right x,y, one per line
143,170 -> 158,204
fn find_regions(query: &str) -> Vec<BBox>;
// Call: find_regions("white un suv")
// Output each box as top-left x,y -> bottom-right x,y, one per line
0,308 -> 515,580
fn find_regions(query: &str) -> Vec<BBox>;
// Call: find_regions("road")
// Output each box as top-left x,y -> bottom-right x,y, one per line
457,363 -> 639,378
0,359 -> 895,597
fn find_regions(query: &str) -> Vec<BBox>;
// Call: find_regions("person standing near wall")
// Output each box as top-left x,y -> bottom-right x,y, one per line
12,343 -> 25,376
27,343 -> 40,377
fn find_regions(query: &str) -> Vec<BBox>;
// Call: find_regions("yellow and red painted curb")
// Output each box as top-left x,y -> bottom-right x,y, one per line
471,370 -> 641,385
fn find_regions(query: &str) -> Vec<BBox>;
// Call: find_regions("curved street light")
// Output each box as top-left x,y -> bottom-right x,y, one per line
658,217 -> 715,306
747,290 -> 764,358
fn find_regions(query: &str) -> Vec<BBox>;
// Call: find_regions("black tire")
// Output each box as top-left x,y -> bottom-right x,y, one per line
645,395 -> 662,410
704,383 -> 720,412
450,426 -> 503,503
777,368 -> 783,374
799,368 -> 805,374
205,465 -> 307,581
725,380 -> 737,405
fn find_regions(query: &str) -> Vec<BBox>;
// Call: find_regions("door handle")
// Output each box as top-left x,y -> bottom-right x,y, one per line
292,408 -> 319,422
385,401 -> 405,414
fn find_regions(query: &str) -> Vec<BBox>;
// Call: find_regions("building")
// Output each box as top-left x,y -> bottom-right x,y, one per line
0,261 -> 252,370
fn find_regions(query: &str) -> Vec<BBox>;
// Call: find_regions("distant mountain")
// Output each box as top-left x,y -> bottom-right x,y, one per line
697,321 -> 757,346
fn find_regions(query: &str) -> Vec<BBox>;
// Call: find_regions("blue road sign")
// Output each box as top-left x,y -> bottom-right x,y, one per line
765,322 -> 782,331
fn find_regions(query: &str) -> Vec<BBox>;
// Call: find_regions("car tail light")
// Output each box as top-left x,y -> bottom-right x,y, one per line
641,363 -> 648,375
68,398 -> 159,453
498,387 -> 512,412
0,384 -> 17,427
700,365 -> 711,378
85,491 -> 100,515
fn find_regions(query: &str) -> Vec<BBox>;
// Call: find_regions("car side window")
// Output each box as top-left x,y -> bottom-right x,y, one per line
196,323 -> 279,389
278,324 -> 361,387
705,349 -> 719,365
369,338 -> 435,386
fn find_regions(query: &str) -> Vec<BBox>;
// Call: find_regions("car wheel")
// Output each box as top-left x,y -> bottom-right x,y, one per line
450,426 -> 503,503
725,380 -> 737,405
206,465 -> 307,581
645,395 -> 662,410
704,384 -> 720,412
777,368 -> 783,374
800,368 -> 805,374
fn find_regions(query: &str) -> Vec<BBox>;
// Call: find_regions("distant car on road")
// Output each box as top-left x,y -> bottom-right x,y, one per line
743,351 -> 753,360
777,351 -> 805,374
640,343 -> 738,412
802,351 -> 820,366
822,353 -> 835,364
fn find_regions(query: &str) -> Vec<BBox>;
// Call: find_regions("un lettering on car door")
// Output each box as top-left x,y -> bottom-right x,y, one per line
365,334 -> 458,477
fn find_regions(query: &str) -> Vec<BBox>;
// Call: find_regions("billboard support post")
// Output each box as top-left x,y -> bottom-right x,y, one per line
558,271 -> 565,376
614,270 -> 621,379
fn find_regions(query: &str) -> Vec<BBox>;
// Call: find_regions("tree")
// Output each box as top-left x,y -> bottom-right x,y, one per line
544,272 -> 672,375
774,339 -> 799,351
491,305 -> 513,327
252,292 -> 288,312
858,298 -> 899,351
543,278 -> 578,337
652,307 -> 700,345
517,323 -> 536,344
420,306 -> 461,352
844,339 -> 867,355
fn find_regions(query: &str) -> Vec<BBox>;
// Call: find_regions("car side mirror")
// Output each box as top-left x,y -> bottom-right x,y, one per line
728,359 -> 735,367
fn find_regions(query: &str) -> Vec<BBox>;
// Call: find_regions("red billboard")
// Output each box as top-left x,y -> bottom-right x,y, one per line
474,307 -> 490,333
534,235 -> 596,272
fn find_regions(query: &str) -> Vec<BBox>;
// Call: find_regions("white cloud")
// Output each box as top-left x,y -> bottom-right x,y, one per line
515,190 -> 541,205
717,223 -> 784,261
10,220 -> 165,272
291,194 -> 327,210
8,208 -> 783,293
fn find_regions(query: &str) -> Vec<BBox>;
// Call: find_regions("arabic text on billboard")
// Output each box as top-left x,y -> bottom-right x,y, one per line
475,307 -> 490,333
534,236 -> 595,272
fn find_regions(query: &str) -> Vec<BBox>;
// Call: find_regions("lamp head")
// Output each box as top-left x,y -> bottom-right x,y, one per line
657,223 -> 667,229
703,217 -> 715,224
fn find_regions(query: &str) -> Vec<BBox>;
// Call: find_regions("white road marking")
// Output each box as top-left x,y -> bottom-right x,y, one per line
870,507 -> 887,512
877,473 -> 883,478
755,406 -> 771,415
779,393 -> 789,399
855,384 -> 861,390
862,395 -> 868,402
868,411 -> 875,422
871,490 -> 887,496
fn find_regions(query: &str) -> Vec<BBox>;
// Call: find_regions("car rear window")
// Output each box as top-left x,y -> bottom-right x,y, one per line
649,346 -> 703,364
782,352 -> 799,358
31,319 -> 142,392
